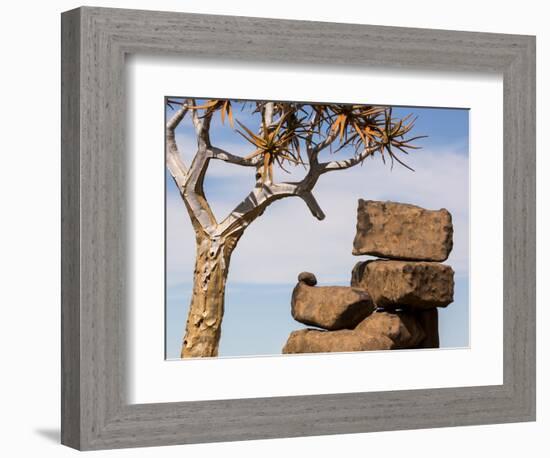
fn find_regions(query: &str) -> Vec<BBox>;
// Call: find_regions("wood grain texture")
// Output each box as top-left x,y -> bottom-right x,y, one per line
61,6 -> 536,450
60,8 -> 81,449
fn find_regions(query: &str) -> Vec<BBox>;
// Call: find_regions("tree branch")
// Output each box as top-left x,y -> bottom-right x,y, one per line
166,103 -> 189,191
216,179 -> 326,237
177,106 -> 218,234
311,129 -> 339,157
264,102 -> 275,127
305,109 -> 322,166
299,191 -> 325,220
216,182 -> 298,237
209,146 -> 261,167
319,144 -> 381,173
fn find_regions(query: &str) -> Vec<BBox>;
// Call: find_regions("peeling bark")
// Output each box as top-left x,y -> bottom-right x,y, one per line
181,233 -> 241,358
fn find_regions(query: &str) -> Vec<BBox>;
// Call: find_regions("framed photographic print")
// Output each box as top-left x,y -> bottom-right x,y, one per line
163,96 -> 466,361
61,6 -> 536,450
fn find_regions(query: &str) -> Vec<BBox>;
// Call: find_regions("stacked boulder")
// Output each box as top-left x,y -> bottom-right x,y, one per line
282,200 -> 455,354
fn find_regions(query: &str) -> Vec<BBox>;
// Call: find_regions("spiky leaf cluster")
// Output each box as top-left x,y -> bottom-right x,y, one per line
167,98 -> 426,181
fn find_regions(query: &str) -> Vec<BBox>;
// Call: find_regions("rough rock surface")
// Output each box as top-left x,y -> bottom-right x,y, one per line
282,328 -> 394,354
297,271 -> 317,286
355,311 -> 425,349
351,260 -> 454,309
352,200 -> 453,262
291,282 -> 374,330
282,311 -> 425,354
414,309 -> 440,348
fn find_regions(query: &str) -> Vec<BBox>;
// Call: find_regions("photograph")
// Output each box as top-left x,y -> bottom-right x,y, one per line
165,97 -> 469,359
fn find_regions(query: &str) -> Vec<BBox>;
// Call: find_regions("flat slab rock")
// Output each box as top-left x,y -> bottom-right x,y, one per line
351,260 -> 454,309
352,200 -> 453,262
282,311 -> 425,354
291,276 -> 374,330
282,328 -> 394,354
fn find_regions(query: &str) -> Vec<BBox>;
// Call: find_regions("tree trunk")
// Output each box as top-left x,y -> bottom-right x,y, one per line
181,233 -> 240,358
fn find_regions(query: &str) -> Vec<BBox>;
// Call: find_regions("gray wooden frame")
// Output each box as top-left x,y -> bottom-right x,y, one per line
61,6 -> 536,451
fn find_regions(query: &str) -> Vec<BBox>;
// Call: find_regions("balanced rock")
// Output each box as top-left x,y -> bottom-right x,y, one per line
297,271 -> 317,286
414,309 -> 440,348
282,328 -> 394,354
352,200 -> 453,262
356,311 -> 425,349
351,260 -> 454,309
291,281 -> 374,330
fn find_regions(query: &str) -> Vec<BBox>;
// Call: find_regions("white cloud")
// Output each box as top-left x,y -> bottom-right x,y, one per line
167,146 -> 469,287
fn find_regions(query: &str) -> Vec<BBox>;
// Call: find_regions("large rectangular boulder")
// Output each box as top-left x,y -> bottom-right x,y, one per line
351,260 -> 454,309
352,200 -> 453,262
291,278 -> 374,330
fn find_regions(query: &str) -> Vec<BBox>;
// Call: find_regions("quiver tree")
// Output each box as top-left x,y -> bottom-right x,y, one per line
166,98 -> 424,358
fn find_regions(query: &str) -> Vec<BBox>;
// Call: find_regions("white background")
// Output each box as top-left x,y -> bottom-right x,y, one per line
0,0 -> 546,457
129,59 -> 503,403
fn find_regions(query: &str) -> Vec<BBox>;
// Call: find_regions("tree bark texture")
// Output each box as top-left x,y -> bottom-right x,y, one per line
181,233 -> 241,358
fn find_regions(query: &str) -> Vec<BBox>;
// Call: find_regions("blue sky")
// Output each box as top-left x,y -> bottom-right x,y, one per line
165,100 -> 469,359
